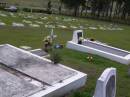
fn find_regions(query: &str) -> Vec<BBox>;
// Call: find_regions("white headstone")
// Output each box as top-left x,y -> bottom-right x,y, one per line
72,30 -> 83,43
0,22 -> 6,26
12,22 -> 24,27
93,67 -> 116,97
29,24 -> 40,28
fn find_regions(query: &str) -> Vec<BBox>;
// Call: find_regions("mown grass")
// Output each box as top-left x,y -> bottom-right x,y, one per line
0,11 -> 130,97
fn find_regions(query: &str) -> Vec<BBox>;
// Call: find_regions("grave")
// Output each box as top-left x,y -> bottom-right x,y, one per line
0,13 -> 7,17
0,44 -> 87,97
67,30 -> 130,64
23,20 -> 32,24
57,25 -> 67,29
29,49 -> 48,57
35,21 -> 43,24
93,67 -> 116,97
89,27 -> 97,30
20,46 -> 32,51
0,68 -> 42,97
29,24 -> 40,28
70,25 -> 78,29
12,22 -> 24,27
0,22 -> 6,26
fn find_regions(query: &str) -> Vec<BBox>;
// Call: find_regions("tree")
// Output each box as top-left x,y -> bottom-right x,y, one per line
61,0 -> 86,16
80,0 -> 86,16
47,0 -> 52,14
121,0 -> 130,19
59,0 -> 63,14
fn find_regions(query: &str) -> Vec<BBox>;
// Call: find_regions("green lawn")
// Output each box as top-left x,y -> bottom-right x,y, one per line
0,11 -> 130,97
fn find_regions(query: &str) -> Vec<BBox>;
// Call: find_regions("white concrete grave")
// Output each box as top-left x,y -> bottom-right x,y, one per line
93,67 -> 116,97
29,24 -> 40,28
0,22 -> 6,26
0,13 -> 7,17
0,44 -> 87,97
35,21 -> 43,24
67,30 -> 130,64
57,25 -> 67,29
12,22 -> 25,27
23,20 -> 32,24
89,27 -> 97,30
70,25 -> 78,29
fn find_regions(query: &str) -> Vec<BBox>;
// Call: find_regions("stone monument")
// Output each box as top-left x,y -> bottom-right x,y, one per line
72,30 -> 83,44
93,67 -> 116,97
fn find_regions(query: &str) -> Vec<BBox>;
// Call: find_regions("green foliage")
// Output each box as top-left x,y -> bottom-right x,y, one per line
47,1 -> 52,14
61,0 -> 86,16
50,49 -> 62,64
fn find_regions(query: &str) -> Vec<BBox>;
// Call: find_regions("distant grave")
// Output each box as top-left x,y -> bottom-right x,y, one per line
12,22 -> 24,27
29,24 -> 40,28
0,13 -> 7,17
0,22 -> 6,26
89,26 -> 97,30
23,20 -> 32,24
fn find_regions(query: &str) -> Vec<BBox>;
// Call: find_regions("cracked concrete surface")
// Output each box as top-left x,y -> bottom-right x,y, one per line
0,44 -> 76,85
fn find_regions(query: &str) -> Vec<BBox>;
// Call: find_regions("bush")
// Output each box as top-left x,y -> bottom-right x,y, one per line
22,8 -> 31,12
50,49 -> 62,64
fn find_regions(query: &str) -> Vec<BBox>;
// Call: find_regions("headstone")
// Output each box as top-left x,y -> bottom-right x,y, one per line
29,24 -> 40,28
0,22 -> 6,26
0,13 -> 7,17
57,25 -> 67,29
89,27 -> 97,30
70,25 -> 78,29
35,21 -> 43,24
22,20 -> 32,24
93,67 -> 116,97
41,17 -> 48,20
45,24 -> 55,28
72,30 -> 83,43
12,22 -> 24,27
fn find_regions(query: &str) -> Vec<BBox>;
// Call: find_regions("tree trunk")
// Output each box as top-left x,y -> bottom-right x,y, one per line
109,0 -> 114,19
74,6 -> 78,16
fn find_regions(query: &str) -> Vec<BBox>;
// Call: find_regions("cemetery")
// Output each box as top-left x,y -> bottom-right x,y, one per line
0,10 -> 130,97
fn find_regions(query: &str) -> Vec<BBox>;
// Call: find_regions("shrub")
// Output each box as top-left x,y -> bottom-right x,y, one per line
50,49 -> 62,64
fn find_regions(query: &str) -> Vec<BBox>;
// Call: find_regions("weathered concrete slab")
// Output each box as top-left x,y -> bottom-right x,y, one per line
0,44 -> 76,85
30,49 -> 48,57
0,68 -> 41,97
82,41 -> 129,57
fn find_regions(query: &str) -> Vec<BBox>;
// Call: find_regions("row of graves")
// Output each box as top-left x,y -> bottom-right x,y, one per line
0,11 -> 124,31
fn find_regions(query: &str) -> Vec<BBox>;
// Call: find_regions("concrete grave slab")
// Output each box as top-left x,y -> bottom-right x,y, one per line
67,30 -> 130,64
0,68 -> 41,97
0,44 -> 87,97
